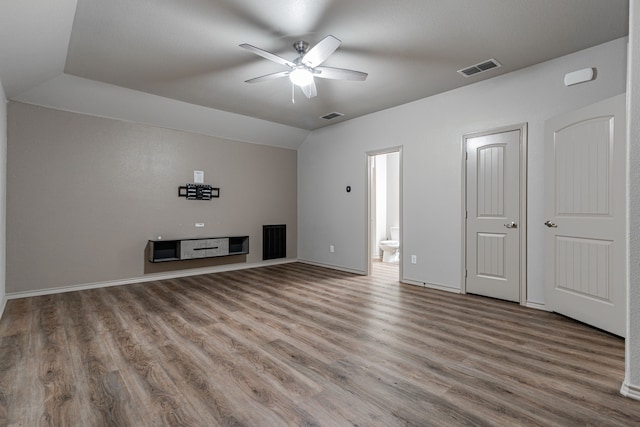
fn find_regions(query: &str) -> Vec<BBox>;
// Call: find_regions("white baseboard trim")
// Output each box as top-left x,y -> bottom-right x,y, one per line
7,258 -> 298,300
297,259 -> 366,275
401,278 -> 461,294
525,301 -> 552,312
294,260 -> 463,296
621,381 -> 640,401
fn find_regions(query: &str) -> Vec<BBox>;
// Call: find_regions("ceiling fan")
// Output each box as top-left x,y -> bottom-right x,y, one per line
240,35 -> 367,101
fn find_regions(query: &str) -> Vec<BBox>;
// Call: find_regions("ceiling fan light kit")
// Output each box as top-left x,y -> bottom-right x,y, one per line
240,35 -> 368,101
289,67 -> 314,87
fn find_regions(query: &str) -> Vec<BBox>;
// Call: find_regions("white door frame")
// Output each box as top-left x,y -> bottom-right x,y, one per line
366,146 -> 403,277
461,123 -> 528,304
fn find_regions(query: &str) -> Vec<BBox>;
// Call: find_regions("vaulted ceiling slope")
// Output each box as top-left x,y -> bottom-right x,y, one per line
0,0 -> 630,143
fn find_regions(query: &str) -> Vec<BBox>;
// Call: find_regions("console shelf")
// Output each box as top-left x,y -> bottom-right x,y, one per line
148,236 -> 249,263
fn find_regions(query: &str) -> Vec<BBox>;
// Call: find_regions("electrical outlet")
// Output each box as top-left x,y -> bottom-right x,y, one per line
411,255 -> 417,264
330,245 -> 335,253
195,223 -> 205,228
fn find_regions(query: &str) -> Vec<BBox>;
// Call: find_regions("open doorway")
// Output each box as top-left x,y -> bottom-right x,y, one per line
367,147 -> 402,279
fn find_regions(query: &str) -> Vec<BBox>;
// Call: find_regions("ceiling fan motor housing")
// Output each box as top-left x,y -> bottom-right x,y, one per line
293,40 -> 309,55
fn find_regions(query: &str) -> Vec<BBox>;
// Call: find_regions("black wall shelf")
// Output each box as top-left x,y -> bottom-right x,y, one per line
149,236 -> 249,262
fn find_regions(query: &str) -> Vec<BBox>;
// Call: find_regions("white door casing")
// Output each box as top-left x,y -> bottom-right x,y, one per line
366,146 -> 403,278
465,126 -> 526,303
544,94 -> 626,337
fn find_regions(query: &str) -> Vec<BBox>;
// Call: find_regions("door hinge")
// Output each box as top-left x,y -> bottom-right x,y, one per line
465,269 -> 468,278
465,210 -> 468,219
465,152 -> 468,160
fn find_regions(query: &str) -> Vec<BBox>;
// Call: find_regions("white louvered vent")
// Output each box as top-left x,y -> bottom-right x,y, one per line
457,58 -> 502,77
321,112 -> 344,120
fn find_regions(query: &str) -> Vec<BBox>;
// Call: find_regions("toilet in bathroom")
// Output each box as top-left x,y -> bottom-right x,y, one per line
379,226 -> 400,263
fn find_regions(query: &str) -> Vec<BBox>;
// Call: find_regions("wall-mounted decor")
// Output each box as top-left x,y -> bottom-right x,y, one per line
178,183 -> 220,200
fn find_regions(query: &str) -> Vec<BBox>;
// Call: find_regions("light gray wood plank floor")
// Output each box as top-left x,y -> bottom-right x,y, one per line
1,262 -> 639,426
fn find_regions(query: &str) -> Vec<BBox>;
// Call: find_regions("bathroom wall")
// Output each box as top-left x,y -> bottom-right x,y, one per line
386,152 -> 400,232
374,155 -> 387,257
372,152 -> 400,259
371,153 -> 400,258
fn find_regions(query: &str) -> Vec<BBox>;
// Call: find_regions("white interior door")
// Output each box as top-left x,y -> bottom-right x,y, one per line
544,94 -> 626,337
466,128 -> 522,302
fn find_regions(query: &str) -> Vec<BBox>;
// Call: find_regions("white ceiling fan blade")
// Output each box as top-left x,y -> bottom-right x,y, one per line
245,71 -> 290,83
315,66 -> 368,81
302,35 -> 341,68
300,80 -> 317,99
240,43 -> 296,68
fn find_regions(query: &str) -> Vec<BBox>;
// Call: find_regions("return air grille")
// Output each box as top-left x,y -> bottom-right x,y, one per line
457,58 -> 501,77
263,224 -> 286,260
321,112 -> 344,120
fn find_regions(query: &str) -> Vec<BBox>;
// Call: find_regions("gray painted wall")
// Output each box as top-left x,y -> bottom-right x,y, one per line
0,79 -> 6,308
298,37 -> 628,304
6,102 -> 297,293
624,0 -> 640,400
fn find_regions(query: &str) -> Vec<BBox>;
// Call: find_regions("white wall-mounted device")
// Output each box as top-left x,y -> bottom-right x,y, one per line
564,68 -> 596,87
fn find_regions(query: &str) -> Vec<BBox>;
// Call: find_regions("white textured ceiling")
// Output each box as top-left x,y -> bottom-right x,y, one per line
0,0 -> 630,133
0,0 -> 77,97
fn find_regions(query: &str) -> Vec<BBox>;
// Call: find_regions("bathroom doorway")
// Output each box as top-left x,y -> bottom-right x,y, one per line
366,147 -> 402,279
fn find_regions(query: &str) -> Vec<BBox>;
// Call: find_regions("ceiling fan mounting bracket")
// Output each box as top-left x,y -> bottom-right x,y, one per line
293,40 -> 309,55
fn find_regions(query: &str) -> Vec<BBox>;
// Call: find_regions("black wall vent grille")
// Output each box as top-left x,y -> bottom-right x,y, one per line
263,224 -> 286,260
321,111 -> 344,120
457,58 -> 501,78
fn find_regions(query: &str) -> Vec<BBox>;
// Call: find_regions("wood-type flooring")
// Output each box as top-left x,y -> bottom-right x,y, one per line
1,261 -> 639,426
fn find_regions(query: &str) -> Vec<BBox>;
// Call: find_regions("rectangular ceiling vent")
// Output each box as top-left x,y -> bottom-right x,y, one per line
457,58 -> 502,78
321,112 -> 344,120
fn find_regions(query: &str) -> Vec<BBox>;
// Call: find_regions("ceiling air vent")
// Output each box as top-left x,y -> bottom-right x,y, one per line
457,58 -> 502,78
321,112 -> 344,120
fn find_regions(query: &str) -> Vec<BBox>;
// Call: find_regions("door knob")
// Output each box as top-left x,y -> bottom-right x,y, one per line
504,221 -> 518,229
544,220 -> 558,228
